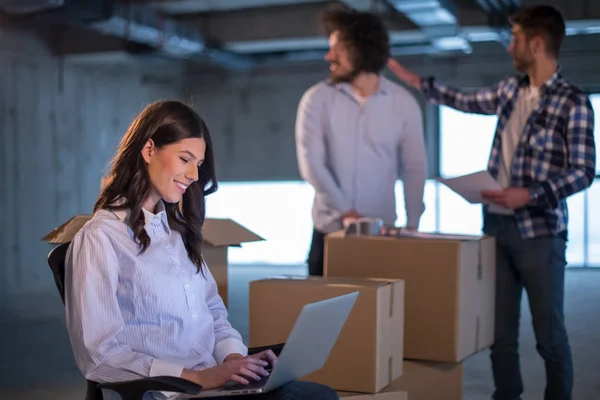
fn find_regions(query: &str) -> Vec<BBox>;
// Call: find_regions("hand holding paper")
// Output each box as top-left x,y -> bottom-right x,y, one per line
436,171 -> 503,204
436,171 -> 531,211
481,187 -> 531,209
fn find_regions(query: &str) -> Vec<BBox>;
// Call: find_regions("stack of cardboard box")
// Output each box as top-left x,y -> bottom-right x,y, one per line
249,230 -> 496,399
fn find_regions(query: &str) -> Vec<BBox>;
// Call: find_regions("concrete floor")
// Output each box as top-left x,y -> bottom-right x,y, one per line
1,266 -> 599,399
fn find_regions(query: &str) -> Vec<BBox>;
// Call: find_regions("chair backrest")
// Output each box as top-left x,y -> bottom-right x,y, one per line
47,242 -> 71,304
47,242 -> 104,399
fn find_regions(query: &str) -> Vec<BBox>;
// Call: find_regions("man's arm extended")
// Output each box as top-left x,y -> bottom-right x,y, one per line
388,58 -> 500,115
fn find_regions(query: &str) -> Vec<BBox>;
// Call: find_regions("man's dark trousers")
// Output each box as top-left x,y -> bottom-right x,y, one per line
307,229 -> 326,276
484,213 -> 573,400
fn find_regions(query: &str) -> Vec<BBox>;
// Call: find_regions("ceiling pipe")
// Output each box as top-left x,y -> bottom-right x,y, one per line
0,0 -> 257,70
385,0 -> 472,53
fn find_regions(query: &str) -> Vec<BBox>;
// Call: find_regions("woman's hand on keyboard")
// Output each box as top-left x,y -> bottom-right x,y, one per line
249,349 -> 278,368
195,356 -> 271,389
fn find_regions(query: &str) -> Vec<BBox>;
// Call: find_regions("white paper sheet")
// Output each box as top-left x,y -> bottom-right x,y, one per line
436,170 -> 502,204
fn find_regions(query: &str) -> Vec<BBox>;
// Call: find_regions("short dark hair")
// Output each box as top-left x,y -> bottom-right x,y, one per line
510,5 -> 566,58
321,5 -> 390,74
95,100 -> 218,274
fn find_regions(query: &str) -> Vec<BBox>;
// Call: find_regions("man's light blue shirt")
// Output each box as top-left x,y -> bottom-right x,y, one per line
295,76 -> 428,233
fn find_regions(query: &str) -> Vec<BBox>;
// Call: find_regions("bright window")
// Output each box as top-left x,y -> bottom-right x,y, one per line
205,181 -> 315,265
205,180 -> 440,265
566,191 -> 586,266
438,106 -> 496,235
439,106 -> 497,178
587,180 -> 600,267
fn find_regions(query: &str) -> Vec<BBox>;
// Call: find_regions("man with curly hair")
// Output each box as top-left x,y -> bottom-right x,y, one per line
295,5 -> 428,276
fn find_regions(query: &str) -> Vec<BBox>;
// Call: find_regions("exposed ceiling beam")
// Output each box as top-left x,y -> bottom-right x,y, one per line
224,19 -> 600,55
140,0 -> 328,15
176,2 -> 340,43
175,0 -> 490,44
385,0 -> 472,54
46,15 -> 600,59
0,0 -> 257,70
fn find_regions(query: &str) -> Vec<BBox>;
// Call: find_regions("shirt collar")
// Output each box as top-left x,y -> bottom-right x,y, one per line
328,75 -> 390,97
111,198 -> 171,234
518,66 -> 562,95
142,200 -> 170,233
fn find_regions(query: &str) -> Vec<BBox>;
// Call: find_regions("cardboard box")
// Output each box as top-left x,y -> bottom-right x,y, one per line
339,360 -> 463,400
325,231 -> 496,362
339,391 -> 407,400
42,215 -> 263,307
249,276 -> 404,393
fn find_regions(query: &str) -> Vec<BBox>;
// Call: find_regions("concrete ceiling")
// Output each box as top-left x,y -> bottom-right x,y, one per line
1,0 -> 600,69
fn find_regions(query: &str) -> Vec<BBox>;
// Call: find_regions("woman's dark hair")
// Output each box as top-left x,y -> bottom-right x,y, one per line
321,5 -> 390,74
95,100 -> 218,274
510,5 -> 566,58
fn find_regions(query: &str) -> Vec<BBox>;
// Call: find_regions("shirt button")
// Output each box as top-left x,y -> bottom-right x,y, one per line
185,283 -> 190,289
191,313 -> 197,318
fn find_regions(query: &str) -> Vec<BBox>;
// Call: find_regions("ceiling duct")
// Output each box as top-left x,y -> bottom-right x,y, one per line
475,0 -> 521,47
0,0 -> 110,22
0,0 -> 64,14
87,2 -> 255,69
386,0 -> 472,53
0,0 -> 256,70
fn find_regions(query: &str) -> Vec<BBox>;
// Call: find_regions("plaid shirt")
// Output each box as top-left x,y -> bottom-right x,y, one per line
421,70 -> 596,239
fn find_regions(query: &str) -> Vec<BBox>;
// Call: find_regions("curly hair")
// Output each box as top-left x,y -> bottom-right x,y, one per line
320,5 -> 390,74
94,100 -> 218,274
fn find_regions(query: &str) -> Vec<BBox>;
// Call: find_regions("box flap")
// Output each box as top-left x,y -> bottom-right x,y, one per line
42,215 -> 264,247
327,230 -> 484,243
202,218 -> 264,247
397,231 -> 482,241
41,214 -> 93,244
254,275 -> 399,288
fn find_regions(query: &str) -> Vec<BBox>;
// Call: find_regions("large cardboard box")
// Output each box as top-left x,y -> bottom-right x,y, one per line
42,215 -> 263,307
339,360 -> 463,400
249,276 -> 404,393
325,231 -> 496,362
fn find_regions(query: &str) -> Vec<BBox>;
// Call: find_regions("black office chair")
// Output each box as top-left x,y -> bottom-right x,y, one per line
47,242 -> 284,400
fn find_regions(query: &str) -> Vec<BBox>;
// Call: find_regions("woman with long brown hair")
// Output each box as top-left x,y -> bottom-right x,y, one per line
64,100 -> 338,400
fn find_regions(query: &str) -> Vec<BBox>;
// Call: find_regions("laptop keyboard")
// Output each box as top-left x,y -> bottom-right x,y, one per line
218,376 -> 269,392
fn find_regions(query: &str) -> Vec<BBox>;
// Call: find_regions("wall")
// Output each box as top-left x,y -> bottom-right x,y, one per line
0,27 -> 185,306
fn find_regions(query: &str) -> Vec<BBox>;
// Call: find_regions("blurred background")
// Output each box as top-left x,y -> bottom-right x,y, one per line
0,0 -> 598,398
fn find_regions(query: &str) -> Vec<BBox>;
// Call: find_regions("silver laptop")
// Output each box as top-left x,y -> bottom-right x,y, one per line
180,291 -> 359,398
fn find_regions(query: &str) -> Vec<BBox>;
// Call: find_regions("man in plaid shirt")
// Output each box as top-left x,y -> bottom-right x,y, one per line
389,4 -> 595,400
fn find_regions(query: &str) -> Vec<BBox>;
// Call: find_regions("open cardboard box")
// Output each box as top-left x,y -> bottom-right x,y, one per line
42,214 -> 263,307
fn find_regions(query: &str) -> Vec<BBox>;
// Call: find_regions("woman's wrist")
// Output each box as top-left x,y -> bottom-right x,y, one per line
180,368 -> 202,385
223,353 -> 245,363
